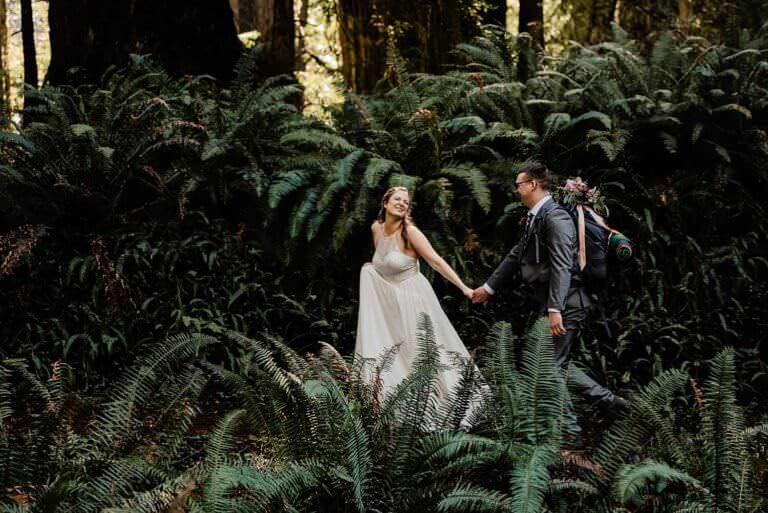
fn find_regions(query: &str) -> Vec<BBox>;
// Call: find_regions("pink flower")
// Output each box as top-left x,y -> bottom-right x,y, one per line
565,177 -> 589,193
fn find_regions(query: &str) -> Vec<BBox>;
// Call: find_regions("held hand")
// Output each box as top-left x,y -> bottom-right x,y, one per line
462,287 -> 474,300
549,311 -> 566,337
472,287 -> 490,304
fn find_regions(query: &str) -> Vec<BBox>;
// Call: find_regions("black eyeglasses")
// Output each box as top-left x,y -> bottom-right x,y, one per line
513,179 -> 534,190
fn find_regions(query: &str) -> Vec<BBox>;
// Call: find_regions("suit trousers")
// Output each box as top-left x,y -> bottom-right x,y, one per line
549,304 -> 615,407
536,301 -> 614,435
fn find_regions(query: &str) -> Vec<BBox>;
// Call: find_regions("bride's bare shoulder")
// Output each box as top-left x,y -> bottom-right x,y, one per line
371,221 -> 382,246
407,224 -> 427,240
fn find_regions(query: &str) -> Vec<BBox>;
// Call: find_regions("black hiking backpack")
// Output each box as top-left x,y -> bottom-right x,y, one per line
561,204 -> 634,292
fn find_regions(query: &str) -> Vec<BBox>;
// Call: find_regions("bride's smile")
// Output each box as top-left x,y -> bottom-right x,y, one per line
386,192 -> 410,218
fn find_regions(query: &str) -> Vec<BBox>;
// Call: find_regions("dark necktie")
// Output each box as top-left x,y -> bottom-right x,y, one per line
523,212 -> 534,240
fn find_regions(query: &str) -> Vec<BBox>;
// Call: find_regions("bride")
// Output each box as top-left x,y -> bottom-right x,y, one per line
354,186 -> 484,418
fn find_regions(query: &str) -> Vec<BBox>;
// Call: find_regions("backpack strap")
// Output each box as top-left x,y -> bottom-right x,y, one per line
576,205 -> 612,270
576,205 -> 587,270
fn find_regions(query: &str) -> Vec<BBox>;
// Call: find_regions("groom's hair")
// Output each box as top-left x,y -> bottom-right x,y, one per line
519,162 -> 551,190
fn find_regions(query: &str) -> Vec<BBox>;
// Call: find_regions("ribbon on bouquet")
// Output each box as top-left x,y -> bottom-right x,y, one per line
576,205 -> 587,270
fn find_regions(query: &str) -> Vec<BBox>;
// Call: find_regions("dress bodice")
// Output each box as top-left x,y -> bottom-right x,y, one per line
372,233 -> 419,283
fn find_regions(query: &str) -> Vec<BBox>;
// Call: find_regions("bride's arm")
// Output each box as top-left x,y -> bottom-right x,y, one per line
371,221 -> 381,247
363,222 -> 379,267
408,227 -> 473,297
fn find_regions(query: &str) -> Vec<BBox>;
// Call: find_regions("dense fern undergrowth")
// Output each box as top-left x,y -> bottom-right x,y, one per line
1,25 -> 767,511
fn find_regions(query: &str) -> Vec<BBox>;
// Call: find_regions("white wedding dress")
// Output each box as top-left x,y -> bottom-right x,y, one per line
353,231 -> 485,419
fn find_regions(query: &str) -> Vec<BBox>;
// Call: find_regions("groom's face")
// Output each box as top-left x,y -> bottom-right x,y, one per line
514,172 -> 536,205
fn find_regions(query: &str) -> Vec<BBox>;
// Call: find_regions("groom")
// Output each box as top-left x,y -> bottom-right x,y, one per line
472,162 -> 627,429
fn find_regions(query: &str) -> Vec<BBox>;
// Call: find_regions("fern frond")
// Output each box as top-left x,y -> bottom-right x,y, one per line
510,444 -> 557,513
439,483 -> 514,512
441,163 -> 492,213
614,460 -> 702,505
280,129 -> 356,153
594,369 -> 688,479
518,318 -> 564,443
268,170 -> 314,209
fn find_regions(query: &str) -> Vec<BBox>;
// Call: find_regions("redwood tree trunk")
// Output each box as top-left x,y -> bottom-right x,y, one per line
237,0 -> 257,32
678,0 -> 693,32
249,0 -> 295,76
337,0 -> 384,93
0,0 -> 8,122
47,0 -> 242,85
571,0 -> 616,44
616,0 -> 677,50
337,0 -> 472,93
482,0 -> 507,28
230,0 -> 239,30
235,0 -> 295,76
296,0 -> 309,71
21,0 -> 37,88
519,0 -> 544,49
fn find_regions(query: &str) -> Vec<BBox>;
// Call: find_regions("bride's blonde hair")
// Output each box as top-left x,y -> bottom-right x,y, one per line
377,186 -> 414,248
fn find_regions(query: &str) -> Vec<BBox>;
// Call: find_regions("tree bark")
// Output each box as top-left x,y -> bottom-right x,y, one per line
518,0 -> 544,50
230,0 -> 240,30
678,0 -> 693,31
0,0 -> 8,123
296,0 -> 309,71
337,0 -> 383,93
337,0 -> 473,93
235,0 -> 295,76
21,0 -> 37,88
574,0 -> 616,44
47,0 -> 242,86
616,0 -> 677,50
237,0 -> 257,32
481,0 -> 507,28
248,0 -> 295,76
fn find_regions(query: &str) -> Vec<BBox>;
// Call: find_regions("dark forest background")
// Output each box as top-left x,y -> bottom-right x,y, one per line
0,1 -> 767,511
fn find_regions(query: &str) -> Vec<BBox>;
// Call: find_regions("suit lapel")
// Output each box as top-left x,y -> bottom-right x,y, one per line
521,197 -> 553,254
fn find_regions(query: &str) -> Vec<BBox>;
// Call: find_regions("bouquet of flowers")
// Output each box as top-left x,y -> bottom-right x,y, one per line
558,176 -> 608,215
557,176 -> 633,261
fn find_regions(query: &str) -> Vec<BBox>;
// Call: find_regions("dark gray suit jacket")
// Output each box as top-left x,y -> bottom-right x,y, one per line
486,198 -> 591,311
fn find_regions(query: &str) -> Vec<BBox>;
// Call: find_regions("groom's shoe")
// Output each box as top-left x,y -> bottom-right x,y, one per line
608,395 -> 631,417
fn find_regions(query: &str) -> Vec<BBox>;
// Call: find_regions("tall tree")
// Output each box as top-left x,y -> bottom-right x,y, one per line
481,0 -> 507,28
615,0 -> 677,49
0,0 -> 8,122
242,0 -> 295,76
336,0 -> 383,93
47,0 -> 242,85
518,0 -> 544,49
255,0 -> 296,75
337,0 -> 475,93
237,0 -> 257,32
562,0 -> 617,44
230,0 -> 240,29
20,0 -> 37,88
678,0 -> 693,27
296,0 -> 309,71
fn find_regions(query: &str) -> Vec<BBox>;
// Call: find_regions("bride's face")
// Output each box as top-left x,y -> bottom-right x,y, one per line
384,190 -> 410,219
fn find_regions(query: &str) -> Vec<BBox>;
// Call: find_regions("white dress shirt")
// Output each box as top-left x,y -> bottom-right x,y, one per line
482,195 -> 561,313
